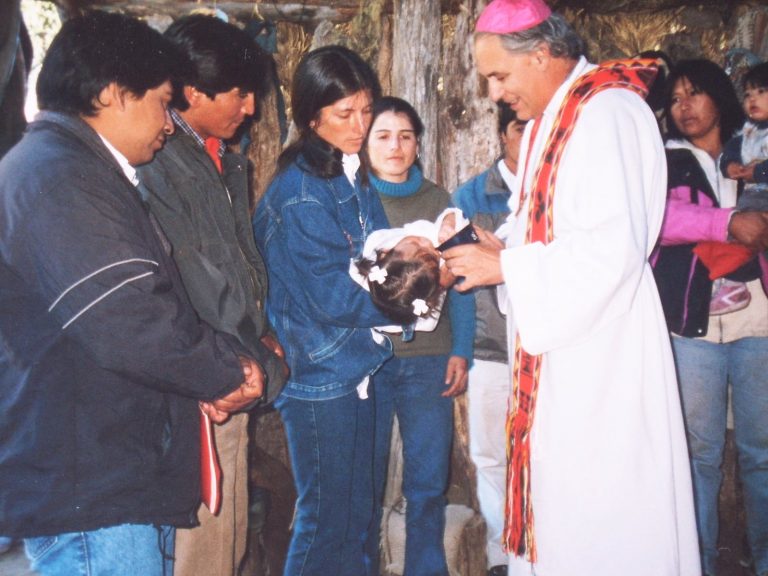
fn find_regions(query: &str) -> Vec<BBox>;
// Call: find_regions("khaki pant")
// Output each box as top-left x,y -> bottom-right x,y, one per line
175,412 -> 250,576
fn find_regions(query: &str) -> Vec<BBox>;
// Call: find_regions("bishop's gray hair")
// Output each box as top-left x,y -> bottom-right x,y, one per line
476,13 -> 585,60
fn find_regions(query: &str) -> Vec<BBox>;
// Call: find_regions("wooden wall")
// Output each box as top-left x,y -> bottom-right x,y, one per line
246,0 -> 768,203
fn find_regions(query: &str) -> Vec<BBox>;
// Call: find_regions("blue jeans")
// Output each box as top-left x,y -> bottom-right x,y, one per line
672,335 -> 768,575
23,524 -> 174,576
276,390 -> 375,576
366,354 -> 453,576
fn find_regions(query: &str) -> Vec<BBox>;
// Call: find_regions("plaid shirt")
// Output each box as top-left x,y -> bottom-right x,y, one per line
170,109 -> 226,158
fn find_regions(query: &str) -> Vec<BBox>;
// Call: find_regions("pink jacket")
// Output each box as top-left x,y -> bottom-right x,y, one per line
658,185 -> 733,246
658,184 -> 768,287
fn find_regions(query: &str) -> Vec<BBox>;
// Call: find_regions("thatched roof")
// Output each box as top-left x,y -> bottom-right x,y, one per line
52,1 -> 360,23
551,0 -> 739,14
50,0 -> 744,23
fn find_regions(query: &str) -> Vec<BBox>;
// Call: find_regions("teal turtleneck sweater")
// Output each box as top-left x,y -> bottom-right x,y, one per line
370,165 -> 425,198
371,165 -> 475,361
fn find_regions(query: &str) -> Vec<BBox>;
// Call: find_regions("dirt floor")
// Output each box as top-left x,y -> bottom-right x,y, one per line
715,431 -> 756,576
0,431 -> 757,576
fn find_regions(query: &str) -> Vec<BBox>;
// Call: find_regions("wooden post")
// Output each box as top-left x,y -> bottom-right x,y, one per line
247,79 -> 283,208
390,0 -> 441,182
438,0 -> 499,194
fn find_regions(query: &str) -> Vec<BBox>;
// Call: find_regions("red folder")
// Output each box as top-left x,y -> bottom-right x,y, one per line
199,410 -> 221,515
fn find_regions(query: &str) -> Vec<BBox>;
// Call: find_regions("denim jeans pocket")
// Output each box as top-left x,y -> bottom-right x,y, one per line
24,535 -> 59,561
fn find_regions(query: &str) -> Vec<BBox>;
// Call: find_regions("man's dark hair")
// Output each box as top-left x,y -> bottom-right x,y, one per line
164,15 -> 274,111
664,59 -> 744,145
745,62 -> 768,91
37,11 -> 186,117
497,101 -> 518,135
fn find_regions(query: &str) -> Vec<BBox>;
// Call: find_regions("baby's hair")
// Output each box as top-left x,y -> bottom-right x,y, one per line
744,62 -> 768,91
357,247 -> 442,325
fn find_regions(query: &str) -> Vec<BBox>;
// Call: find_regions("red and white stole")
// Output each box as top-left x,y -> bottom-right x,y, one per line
503,59 -> 659,561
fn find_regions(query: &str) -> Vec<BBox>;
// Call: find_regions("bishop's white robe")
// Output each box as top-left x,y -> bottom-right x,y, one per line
500,57 -> 701,576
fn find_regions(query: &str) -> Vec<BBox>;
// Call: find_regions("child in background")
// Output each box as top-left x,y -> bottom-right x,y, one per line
695,62 -> 768,314
722,62 -> 768,210
351,208 -> 473,328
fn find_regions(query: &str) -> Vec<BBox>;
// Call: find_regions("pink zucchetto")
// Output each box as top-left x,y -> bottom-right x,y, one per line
475,0 -> 552,34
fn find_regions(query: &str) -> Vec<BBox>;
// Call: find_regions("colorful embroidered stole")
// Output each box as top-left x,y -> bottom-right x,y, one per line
503,59 -> 658,561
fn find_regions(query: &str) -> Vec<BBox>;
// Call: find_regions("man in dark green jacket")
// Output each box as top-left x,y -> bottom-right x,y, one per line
137,15 -> 286,576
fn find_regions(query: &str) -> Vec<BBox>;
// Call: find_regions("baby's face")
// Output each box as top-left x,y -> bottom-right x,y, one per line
744,83 -> 768,123
394,236 -> 439,260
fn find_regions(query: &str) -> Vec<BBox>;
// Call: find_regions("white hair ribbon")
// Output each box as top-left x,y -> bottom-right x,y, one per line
369,265 -> 388,284
412,298 -> 429,316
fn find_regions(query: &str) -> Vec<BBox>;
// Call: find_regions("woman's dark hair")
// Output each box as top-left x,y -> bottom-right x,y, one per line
744,62 -> 768,91
663,59 -> 744,144
371,96 -> 425,138
37,11 -> 187,117
278,45 -> 381,178
164,15 -> 274,111
356,248 -> 442,325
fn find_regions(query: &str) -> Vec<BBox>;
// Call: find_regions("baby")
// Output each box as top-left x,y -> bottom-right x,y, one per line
350,208 -> 475,329
696,62 -> 768,315
722,61 -> 768,211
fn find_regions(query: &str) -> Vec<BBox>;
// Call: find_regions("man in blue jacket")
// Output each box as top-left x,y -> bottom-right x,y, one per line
0,12 -> 264,576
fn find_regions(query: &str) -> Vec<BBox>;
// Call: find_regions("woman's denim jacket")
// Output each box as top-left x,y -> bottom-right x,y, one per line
253,155 -> 393,400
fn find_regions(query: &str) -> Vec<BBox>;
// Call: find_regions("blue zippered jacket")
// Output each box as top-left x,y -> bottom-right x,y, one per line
452,160 -> 511,362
